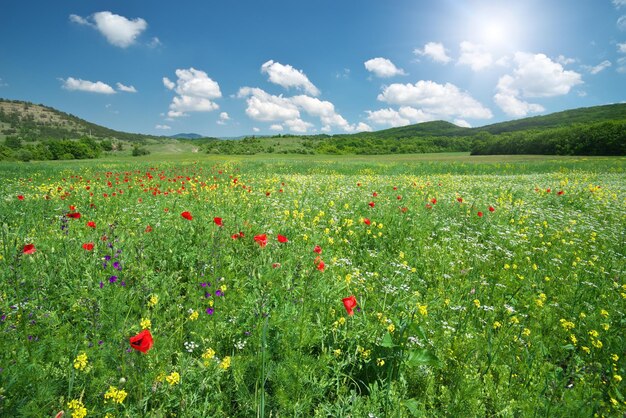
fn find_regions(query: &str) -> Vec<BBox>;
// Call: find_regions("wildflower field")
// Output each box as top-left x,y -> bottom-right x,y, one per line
1,154 -> 625,417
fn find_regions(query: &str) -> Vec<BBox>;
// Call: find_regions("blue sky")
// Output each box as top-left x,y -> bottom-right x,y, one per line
1,0 -> 625,137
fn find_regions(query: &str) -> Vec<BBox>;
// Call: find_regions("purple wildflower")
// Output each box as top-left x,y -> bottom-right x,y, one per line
99,281 -> 104,289
109,275 -> 118,284
113,261 -> 122,271
215,290 -> 223,297
206,307 -> 214,315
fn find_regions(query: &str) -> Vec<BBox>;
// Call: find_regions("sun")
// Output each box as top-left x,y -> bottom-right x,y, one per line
482,22 -> 507,45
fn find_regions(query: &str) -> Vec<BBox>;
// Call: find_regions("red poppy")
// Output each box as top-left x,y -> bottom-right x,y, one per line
313,245 -> 322,254
368,201 -> 375,208
82,242 -> 94,251
87,221 -> 96,228
316,260 -> 325,272
546,188 -> 551,193
231,233 -> 240,239
431,198 -> 437,204
129,329 -> 153,353
363,218 -> 371,226
67,212 -> 81,219
254,234 -> 268,247
488,206 -> 495,212
457,197 -> 463,203
372,192 -> 378,197
277,234 -> 288,243
69,205 -> 76,211
17,195 -> 24,201
181,211 -> 193,220
23,244 -> 36,255
557,190 -> 564,196
145,225 -> 153,233
342,296 -> 357,316
272,263 -> 281,269
214,217 -> 223,227
477,211 -> 483,218
425,203 -> 432,210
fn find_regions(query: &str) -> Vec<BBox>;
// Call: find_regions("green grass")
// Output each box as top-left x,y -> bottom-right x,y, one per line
1,154 -> 625,417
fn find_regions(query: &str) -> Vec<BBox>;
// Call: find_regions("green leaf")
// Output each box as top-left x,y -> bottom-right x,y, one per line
561,344 -> 575,351
403,398 -> 421,416
380,332 -> 396,348
406,349 -> 440,367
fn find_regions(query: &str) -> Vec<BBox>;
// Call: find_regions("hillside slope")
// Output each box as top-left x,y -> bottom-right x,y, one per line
0,99 -> 161,141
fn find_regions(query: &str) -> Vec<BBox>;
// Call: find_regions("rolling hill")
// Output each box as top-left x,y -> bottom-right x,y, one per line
1,98 -> 625,158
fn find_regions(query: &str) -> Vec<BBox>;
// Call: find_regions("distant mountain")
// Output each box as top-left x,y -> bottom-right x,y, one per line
170,133 -> 204,139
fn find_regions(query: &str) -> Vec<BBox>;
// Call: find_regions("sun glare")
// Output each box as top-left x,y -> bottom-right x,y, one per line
464,5 -> 525,50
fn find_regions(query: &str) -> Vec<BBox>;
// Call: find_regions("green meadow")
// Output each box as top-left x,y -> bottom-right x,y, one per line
1,154 -> 625,417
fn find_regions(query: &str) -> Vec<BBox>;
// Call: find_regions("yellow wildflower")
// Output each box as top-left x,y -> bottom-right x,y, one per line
418,304 -> 428,316
189,310 -> 199,321
67,399 -> 87,418
166,371 -> 180,385
73,352 -> 88,371
219,356 -> 231,370
148,294 -> 159,307
104,386 -> 128,404
140,318 -> 151,330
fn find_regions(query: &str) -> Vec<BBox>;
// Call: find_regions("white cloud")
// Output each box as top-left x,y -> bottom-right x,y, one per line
494,75 -> 545,117
61,77 -> 116,94
458,41 -> 493,71
618,43 -> 626,53
163,77 -> 175,90
618,57 -> 626,73
614,0 -> 626,8
500,52 -> 583,99
355,122 -> 373,132
364,57 -> 407,78
238,87 -> 368,133
164,68 -> 222,118
237,87 -> 300,121
155,124 -> 171,130
148,37 -> 162,48
116,82 -> 137,93
618,15 -> 626,30
70,11 -> 148,48
253,127 -> 260,133
377,80 -> 493,119
366,106 -> 436,128
217,112 -> 230,125
284,118 -> 313,133
270,124 -> 283,131
414,42 -> 452,64
290,95 -> 359,132
584,60 -> 612,74
69,14 -> 89,25
556,55 -> 576,65
261,60 -> 320,96
453,119 -> 472,128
